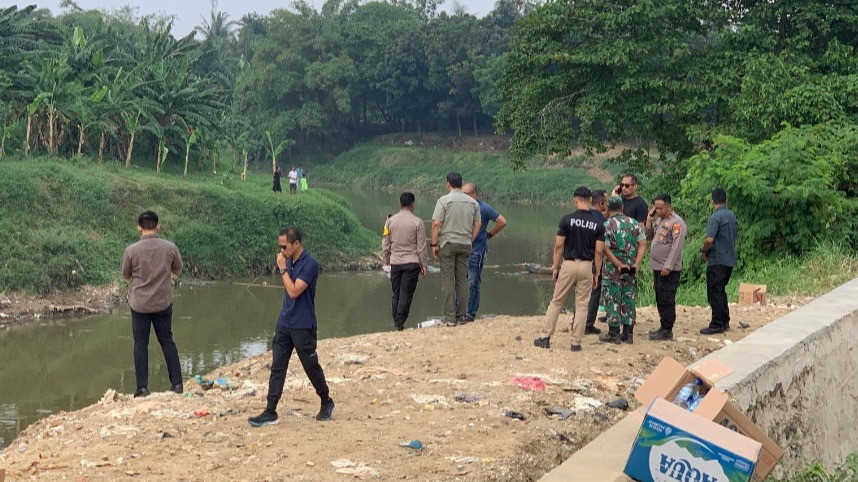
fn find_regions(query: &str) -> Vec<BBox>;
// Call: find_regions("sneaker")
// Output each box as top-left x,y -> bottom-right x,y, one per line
133,388 -> 150,398
533,337 -> 550,349
443,320 -> 458,327
464,315 -> 475,323
649,329 -> 673,341
171,384 -> 184,394
316,398 -> 335,421
248,410 -> 279,427
570,344 -> 582,352
700,326 -> 725,335
584,325 -> 602,335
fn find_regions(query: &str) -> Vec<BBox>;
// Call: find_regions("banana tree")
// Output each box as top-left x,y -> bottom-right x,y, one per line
182,128 -> 199,176
264,130 -> 295,174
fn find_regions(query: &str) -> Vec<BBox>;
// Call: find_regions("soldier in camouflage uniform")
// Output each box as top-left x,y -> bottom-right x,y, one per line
599,196 -> 647,344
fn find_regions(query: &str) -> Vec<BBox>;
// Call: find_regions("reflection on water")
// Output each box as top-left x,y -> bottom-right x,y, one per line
0,187 -> 574,448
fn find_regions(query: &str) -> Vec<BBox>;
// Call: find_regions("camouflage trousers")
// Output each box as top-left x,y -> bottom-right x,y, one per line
602,276 -> 638,328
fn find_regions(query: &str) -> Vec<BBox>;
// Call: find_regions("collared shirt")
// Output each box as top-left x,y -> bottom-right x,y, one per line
432,189 -> 480,248
288,170 -> 298,183
603,214 -> 646,281
277,250 -> 320,329
471,200 -> 500,255
121,234 -> 182,313
623,196 -> 649,223
706,206 -> 738,267
648,212 -> 687,271
557,209 -> 605,260
382,209 -> 428,269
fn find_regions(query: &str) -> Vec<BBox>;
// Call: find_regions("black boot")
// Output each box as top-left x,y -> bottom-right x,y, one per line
599,326 -> 621,344
621,325 -> 634,344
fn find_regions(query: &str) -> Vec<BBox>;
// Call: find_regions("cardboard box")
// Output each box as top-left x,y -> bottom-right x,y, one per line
738,284 -> 766,306
635,357 -> 784,480
624,398 -> 761,482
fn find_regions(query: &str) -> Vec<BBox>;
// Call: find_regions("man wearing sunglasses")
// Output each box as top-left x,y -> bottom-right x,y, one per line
612,174 -> 649,223
249,227 -> 334,427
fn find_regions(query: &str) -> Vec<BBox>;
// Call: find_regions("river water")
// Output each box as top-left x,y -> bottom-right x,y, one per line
0,187 -> 571,448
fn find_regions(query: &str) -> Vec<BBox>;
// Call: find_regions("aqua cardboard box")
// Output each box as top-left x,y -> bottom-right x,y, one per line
624,398 -> 762,482
634,357 -> 784,480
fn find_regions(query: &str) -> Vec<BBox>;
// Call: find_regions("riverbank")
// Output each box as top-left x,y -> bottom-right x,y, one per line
0,285 -> 123,329
0,156 -> 378,294
0,304 -> 790,481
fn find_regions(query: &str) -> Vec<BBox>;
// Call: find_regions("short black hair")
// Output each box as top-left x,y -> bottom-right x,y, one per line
712,188 -> 727,204
138,211 -> 158,230
654,193 -> 672,204
592,189 -> 606,205
573,186 -> 592,199
279,226 -> 302,243
446,172 -> 463,188
622,173 -> 639,185
400,192 -> 415,207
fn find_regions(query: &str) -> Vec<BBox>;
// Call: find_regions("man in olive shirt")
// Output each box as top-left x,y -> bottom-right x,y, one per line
382,192 -> 428,330
120,211 -> 183,398
645,194 -> 687,341
700,188 -> 739,334
431,172 -> 481,326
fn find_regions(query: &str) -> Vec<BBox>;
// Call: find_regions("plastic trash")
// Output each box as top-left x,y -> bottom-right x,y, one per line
194,375 -> 215,390
543,406 -> 574,420
418,319 -> 441,328
503,410 -> 526,420
193,408 -> 210,417
398,439 -> 423,451
509,376 -> 546,391
673,378 -> 704,411
607,397 -> 630,411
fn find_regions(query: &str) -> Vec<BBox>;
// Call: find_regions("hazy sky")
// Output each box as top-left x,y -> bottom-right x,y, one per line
20,0 -> 499,37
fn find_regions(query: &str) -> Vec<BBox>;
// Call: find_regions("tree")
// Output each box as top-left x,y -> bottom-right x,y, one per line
264,130 -> 294,174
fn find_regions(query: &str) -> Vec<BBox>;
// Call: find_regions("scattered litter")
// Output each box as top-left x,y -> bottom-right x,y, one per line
724,339 -> 733,345
194,375 -> 215,390
18,443 -> 27,453
676,337 -> 695,343
418,319 -> 441,328
739,322 -> 750,329
99,389 -> 119,404
183,392 -> 195,398
689,347 -> 699,357
707,338 -> 723,344
571,395 -> 603,414
503,410 -> 526,420
607,397 -> 630,411
446,456 -> 481,464
509,376 -> 546,391
410,394 -> 449,406
544,406 -> 574,420
454,394 -> 482,403
193,409 -> 210,417
80,459 -> 97,468
515,373 -> 568,385
330,459 -> 379,478
398,439 -> 423,451
214,378 -> 239,390
340,354 -> 370,365
306,461 -> 315,467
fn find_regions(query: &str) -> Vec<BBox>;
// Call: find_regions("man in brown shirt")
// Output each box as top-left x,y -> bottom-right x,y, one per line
644,194 -> 687,341
382,192 -> 428,330
120,211 -> 184,397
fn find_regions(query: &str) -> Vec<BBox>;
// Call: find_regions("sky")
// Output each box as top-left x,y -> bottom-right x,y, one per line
16,0 -> 499,37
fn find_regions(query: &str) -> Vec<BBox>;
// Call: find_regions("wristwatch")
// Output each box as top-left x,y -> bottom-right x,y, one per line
278,267 -> 288,275
487,233 -> 494,239
430,243 -> 438,247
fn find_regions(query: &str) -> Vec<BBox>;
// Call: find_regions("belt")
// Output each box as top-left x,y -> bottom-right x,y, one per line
566,258 -> 593,262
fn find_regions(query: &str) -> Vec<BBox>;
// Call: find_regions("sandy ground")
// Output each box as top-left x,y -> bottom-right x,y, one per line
0,304 -> 791,482
0,286 -> 124,329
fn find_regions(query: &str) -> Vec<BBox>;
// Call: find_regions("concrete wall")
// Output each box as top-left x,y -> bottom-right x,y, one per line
541,277 -> 858,481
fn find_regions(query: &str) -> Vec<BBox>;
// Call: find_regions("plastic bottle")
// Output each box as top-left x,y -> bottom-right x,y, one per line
673,378 -> 704,411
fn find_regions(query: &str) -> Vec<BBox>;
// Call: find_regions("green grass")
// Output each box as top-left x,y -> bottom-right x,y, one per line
0,156 -> 377,293
769,452 -> 858,481
310,143 -> 608,203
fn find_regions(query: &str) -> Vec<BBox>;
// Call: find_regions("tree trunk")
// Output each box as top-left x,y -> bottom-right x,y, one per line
47,107 -> 56,154
473,113 -> 477,136
156,145 -> 161,173
97,131 -> 105,164
77,124 -> 85,156
125,131 -> 136,168
272,155 -> 276,175
184,145 -> 190,177
242,151 -> 248,181
457,115 -> 462,138
24,114 -> 32,156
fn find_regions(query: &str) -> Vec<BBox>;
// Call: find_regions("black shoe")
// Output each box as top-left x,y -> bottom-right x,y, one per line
649,329 -> 673,341
316,398 -> 335,421
464,316 -> 475,323
599,328 -> 621,344
570,344 -> 582,352
648,328 -> 663,335
533,337 -> 550,349
584,325 -> 602,335
133,388 -> 150,398
700,326 -> 725,335
620,325 -> 634,344
598,316 -> 607,323
248,410 -> 279,427
171,384 -> 184,394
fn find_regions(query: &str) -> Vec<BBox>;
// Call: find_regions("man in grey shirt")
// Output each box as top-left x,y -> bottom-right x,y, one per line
700,188 -> 738,334
382,192 -> 428,330
644,194 -> 687,341
120,211 -> 184,397
431,172 -> 481,326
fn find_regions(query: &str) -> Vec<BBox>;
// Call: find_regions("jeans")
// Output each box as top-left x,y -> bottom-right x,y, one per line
266,326 -> 330,413
466,251 -> 486,320
391,263 -> 421,330
654,270 -> 681,330
706,265 -> 733,329
131,305 -> 182,390
439,242 -> 472,323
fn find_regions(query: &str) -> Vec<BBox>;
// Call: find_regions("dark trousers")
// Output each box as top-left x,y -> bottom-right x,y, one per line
131,305 -> 182,390
266,326 -> 330,413
654,270 -> 681,330
585,272 -> 603,328
391,263 -> 421,330
706,265 -> 733,329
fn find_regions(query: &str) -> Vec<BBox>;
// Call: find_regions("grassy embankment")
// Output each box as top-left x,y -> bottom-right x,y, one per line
312,142 -> 611,203
0,156 -> 377,293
